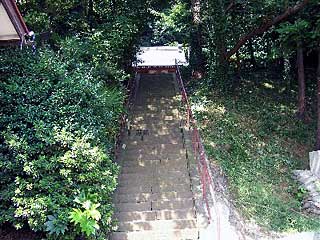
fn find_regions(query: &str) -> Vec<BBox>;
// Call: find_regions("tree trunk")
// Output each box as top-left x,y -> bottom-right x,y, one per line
315,48 -> 320,150
190,0 -> 205,78
296,42 -> 307,120
87,0 -> 94,30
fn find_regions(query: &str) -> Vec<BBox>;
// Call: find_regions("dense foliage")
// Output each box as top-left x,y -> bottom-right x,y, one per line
0,0 -> 163,239
0,46 -> 123,239
1,0 -> 320,237
190,76 -> 320,231
174,0 -> 320,233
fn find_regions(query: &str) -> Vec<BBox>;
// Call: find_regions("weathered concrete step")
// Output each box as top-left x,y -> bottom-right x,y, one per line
130,121 -> 181,128
116,185 -> 152,194
118,157 -> 186,165
114,193 -> 152,203
117,219 -> 197,232
115,202 -> 152,212
118,152 -> 186,162
114,191 -> 193,203
152,181 -> 191,191
132,107 -> 180,114
122,160 -> 188,170
118,179 -> 154,187
136,97 -> 180,103
131,109 -> 180,116
119,156 -> 187,166
118,159 -> 160,167
156,209 -> 196,220
153,191 -> 193,201
152,199 -> 194,211
111,229 -> 198,240
122,136 -> 183,146
123,132 -> 184,141
130,114 -> 180,121
132,106 -> 180,113
119,170 -> 189,181
119,163 -> 188,174
120,150 -> 186,160
117,181 -> 191,195
118,175 -> 191,187
122,143 -> 184,152
132,100 -> 180,106
154,169 -> 190,177
136,90 -> 176,96
122,137 -> 182,146
115,211 -> 156,222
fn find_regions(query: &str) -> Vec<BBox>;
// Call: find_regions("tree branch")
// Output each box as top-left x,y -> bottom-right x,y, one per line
226,1 -> 235,12
225,0 -> 310,60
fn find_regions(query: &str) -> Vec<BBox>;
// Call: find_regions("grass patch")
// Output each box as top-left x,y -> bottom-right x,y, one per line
189,78 -> 320,232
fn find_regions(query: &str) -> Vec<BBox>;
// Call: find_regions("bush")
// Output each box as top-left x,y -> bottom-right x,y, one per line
0,47 -> 124,239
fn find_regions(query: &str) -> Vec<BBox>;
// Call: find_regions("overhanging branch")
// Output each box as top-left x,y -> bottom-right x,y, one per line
225,0 -> 309,60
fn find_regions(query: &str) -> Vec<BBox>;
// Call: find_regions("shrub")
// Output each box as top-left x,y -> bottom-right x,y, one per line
0,47 -> 124,239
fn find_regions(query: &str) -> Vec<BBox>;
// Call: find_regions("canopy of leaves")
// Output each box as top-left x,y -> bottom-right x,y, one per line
0,0 -> 165,238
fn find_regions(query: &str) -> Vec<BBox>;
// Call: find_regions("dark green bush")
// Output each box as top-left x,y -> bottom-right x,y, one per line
0,47 -> 124,239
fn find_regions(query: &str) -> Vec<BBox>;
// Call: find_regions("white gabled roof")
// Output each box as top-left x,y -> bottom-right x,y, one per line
0,2 -> 20,41
136,46 -> 189,66
0,0 -> 29,45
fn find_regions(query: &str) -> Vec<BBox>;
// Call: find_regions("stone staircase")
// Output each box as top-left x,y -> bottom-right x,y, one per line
112,74 -> 199,240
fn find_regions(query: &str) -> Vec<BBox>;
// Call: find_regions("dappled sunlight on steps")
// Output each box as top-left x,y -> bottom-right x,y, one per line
112,74 -> 199,240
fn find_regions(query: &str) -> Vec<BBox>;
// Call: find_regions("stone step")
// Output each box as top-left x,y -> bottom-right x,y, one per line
119,163 -> 188,174
120,150 -> 186,160
119,170 -> 189,182
114,191 -> 193,203
115,202 -> 152,212
145,96 -> 180,101
155,209 -> 196,220
152,191 -> 193,201
114,193 -> 152,203
131,122 -> 181,129
126,130 -> 185,138
117,219 -> 197,232
152,183 -> 191,193
118,175 -> 191,187
117,181 -> 191,195
152,199 -> 194,211
118,156 -> 188,166
154,169 -> 190,177
131,109 -> 180,116
132,107 -> 180,114
118,159 -> 160,167
129,111 -> 180,118
118,173 -> 153,182
130,114 -> 180,122
122,136 -> 182,146
122,143 -> 184,152
118,149 -> 186,160
120,160 -> 189,169
116,185 -> 152,194
115,211 -> 156,222
111,229 -> 198,240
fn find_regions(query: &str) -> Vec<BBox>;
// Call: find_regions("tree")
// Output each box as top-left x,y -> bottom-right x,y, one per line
316,48 -> 320,149
201,0 -> 311,87
190,0 -> 206,78
225,0 -> 310,60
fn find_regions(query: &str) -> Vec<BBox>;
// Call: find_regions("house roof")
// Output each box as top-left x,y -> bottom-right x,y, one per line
0,0 -> 29,45
136,46 -> 189,67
